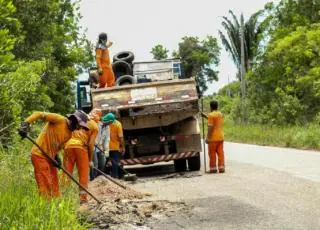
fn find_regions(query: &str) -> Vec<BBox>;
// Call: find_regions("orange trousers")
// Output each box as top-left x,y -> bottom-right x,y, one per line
63,148 -> 89,203
99,67 -> 115,88
208,141 -> 225,171
31,154 -> 60,198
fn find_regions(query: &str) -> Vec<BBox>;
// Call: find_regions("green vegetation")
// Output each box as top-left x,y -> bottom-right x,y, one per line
151,36 -> 221,96
224,120 -> 320,150
0,1 -> 93,228
0,0 -> 93,145
150,44 -> 169,60
0,142 -> 89,229
218,0 -> 320,125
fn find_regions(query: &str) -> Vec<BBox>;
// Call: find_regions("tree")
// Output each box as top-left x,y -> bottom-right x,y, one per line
219,10 -> 267,76
246,0 -> 320,124
173,36 -> 220,95
0,0 -> 19,65
11,0 -> 94,114
150,44 -> 169,60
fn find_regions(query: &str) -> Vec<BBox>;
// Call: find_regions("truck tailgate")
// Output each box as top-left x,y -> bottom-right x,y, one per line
91,79 -> 198,111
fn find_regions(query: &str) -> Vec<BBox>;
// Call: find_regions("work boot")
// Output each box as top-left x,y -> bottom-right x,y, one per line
219,168 -> 225,173
209,169 -> 218,174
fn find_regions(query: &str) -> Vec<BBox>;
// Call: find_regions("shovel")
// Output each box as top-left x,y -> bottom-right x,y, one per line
92,166 -> 127,189
95,145 -> 137,181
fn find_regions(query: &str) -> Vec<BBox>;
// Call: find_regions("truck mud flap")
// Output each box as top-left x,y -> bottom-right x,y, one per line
120,152 -> 199,165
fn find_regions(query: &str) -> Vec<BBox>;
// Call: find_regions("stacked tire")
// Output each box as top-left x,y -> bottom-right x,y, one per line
112,51 -> 136,86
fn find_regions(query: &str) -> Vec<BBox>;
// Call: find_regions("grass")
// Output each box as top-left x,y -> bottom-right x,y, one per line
0,141 -> 90,230
200,118 -> 320,151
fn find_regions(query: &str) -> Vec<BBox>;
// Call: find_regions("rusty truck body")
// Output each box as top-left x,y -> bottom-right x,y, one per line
80,59 -> 202,172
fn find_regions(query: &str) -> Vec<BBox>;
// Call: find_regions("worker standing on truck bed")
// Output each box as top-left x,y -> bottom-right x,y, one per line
205,100 -> 225,173
95,32 -> 115,88
18,111 -> 89,198
101,113 -> 125,179
63,109 -> 101,204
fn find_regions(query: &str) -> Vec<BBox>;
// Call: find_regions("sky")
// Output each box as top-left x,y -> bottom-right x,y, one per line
79,0 -> 279,94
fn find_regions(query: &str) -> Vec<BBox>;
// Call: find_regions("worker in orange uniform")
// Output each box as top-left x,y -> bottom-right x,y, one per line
205,100 -> 225,173
101,113 -> 125,178
63,109 -> 101,204
18,111 -> 89,198
95,32 -> 115,88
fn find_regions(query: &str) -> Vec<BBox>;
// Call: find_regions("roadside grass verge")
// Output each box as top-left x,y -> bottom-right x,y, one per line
0,141 -> 89,229
200,118 -> 320,151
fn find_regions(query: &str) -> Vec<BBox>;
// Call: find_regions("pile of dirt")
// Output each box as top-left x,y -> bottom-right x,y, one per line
89,176 -> 145,201
81,176 -> 186,229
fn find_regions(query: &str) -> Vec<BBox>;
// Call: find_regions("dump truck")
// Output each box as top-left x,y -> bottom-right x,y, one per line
77,59 -> 202,172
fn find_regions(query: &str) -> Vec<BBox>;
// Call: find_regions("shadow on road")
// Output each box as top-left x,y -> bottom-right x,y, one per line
125,163 -> 176,178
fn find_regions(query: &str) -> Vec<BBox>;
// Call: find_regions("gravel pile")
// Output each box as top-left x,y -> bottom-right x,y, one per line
80,176 -> 186,229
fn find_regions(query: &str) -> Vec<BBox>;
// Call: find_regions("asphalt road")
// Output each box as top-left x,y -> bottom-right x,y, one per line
129,142 -> 320,230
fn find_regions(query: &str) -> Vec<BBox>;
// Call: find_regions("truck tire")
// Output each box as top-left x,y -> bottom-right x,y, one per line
112,60 -> 133,78
174,159 -> 187,172
113,51 -> 135,63
188,154 -> 201,171
115,75 -> 137,86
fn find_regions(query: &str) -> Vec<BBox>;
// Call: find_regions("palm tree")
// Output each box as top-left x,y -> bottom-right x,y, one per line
219,10 -> 265,77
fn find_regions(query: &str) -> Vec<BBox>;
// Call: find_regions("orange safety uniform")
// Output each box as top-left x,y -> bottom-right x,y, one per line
96,42 -> 115,88
26,112 -> 73,197
207,111 -> 225,172
63,119 -> 98,203
109,120 -> 123,151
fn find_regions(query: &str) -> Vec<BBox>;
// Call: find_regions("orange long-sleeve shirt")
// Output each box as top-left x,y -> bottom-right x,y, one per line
64,119 -> 98,161
95,42 -> 113,69
25,112 -> 72,159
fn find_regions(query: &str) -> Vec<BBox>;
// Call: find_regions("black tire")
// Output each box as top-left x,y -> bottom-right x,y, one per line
113,51 -> 135,63
112,60 -> 132,79
188,154 -> 201,171
115,75 -> 137,86
174,159 -> 187,172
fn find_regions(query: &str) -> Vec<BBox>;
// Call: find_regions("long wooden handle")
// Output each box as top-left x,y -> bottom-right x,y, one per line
93,166 -> 127,189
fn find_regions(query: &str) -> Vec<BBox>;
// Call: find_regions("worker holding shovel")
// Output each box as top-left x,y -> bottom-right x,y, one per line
101,113 -> 125,179
18,111 -> 89,198
62,109 -> 101,204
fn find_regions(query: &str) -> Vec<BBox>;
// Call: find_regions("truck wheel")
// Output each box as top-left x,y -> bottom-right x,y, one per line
115,75 -> 137,86
113,51 -> 135,63
188,154 -> 201,171
112,61 -> 133,78
174,159 -> 187,172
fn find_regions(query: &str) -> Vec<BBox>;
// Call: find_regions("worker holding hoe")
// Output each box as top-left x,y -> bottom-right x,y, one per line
205,100 -> 225,173
101,112 -> 125,179
18,111 -> 89,198
63,109 -> 101,204
95,32 -> 115,88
